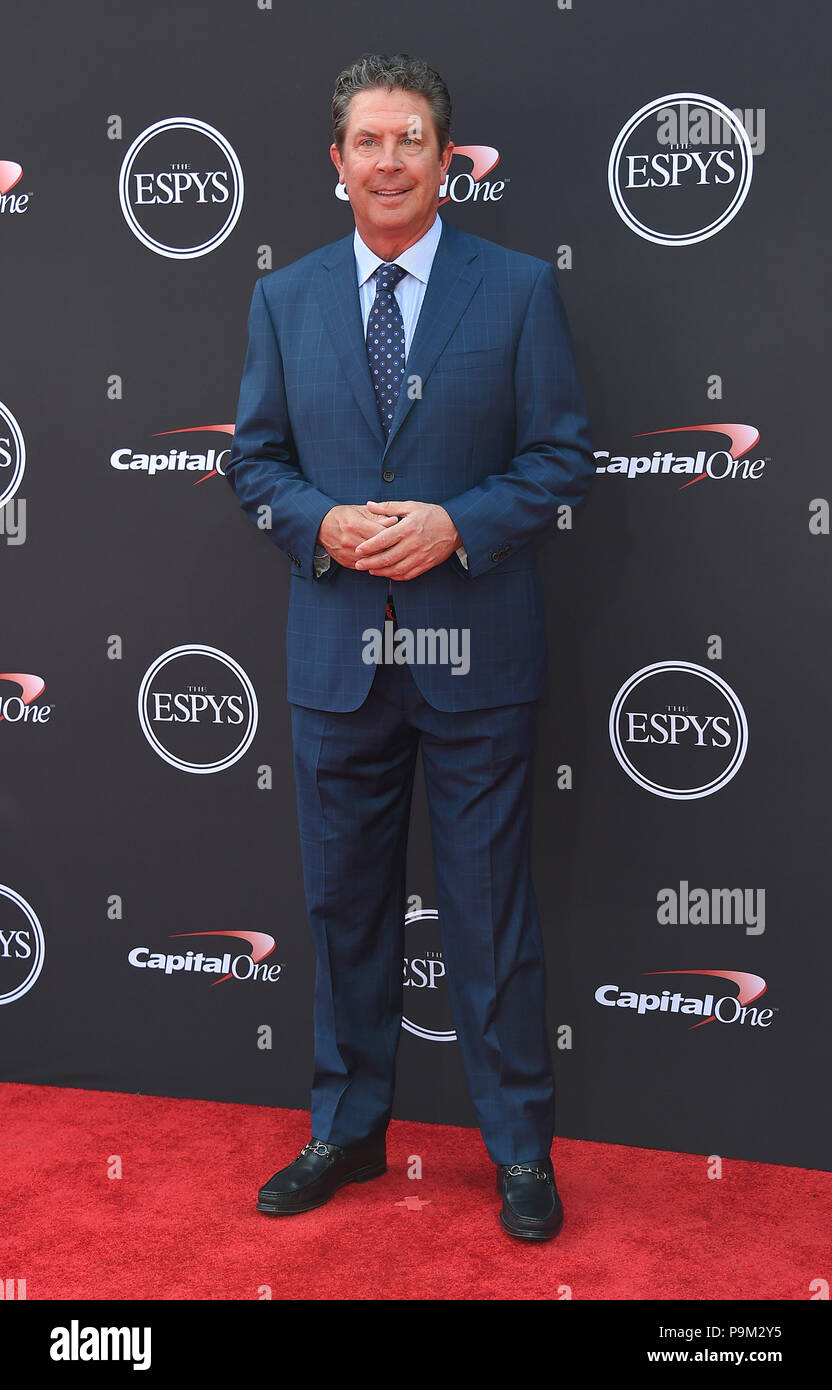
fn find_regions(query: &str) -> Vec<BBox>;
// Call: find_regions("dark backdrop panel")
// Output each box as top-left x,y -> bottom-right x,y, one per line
2,0 -> 829,1170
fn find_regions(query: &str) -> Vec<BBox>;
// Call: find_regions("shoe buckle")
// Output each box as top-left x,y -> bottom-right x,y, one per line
506,1163 -> 548,1181
303,1139 -> 339,1160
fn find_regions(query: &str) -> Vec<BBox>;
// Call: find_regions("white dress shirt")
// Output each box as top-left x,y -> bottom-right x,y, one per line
313,212 -> 468,576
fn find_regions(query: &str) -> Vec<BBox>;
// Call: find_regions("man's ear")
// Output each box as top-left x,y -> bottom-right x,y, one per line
329,143 -> 344,180
440,140 -> 455,179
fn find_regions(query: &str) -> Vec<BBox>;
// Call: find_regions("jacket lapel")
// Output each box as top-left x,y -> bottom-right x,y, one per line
316,215 -> 483,459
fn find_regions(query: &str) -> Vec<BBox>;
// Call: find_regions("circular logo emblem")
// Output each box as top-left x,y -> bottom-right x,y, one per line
119,117 -> 244,259
402,908 -> 456,1042
608,93 -> 753,246
138,644 -> 258,774
0,399 -> 26,510
609,661 -> 748,799
0,885 -> 45,1005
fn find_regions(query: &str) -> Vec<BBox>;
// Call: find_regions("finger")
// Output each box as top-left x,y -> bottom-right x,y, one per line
354,517 -> 398,540
365,563 -> 422,580
357,506 -> 398,522
354,539 -> 410,568
354,540 -> 404,563
365,499 -> 414,513
355,525 -> 407,556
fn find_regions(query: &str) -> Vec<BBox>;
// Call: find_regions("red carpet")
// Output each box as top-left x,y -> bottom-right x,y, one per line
2,1081 -> 828,1301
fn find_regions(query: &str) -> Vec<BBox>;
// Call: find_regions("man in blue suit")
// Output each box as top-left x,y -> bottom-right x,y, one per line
225,53 -> 595,1240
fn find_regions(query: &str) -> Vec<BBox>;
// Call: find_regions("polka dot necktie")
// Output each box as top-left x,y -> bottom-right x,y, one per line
366,262 -> 407,626
367,261 -> 407,435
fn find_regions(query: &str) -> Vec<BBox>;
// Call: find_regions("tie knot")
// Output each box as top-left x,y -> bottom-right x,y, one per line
375,262 -> 407,293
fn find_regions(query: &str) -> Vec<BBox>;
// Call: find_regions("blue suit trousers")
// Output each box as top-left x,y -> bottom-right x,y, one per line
289,656 -> 556,1166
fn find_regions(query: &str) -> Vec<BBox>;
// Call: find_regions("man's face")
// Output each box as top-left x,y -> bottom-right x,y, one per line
330,87 -> 453,251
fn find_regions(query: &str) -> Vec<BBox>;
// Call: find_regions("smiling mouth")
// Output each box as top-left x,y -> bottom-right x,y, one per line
372,188 -> 411,198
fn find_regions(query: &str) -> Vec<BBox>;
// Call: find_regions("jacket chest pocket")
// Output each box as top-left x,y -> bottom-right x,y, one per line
433,345 -> 511,376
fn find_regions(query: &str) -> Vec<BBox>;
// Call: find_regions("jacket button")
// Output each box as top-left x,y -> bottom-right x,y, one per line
382,469 -> 395,482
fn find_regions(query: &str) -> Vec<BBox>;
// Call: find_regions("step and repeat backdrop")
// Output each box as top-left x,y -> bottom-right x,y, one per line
2,1 -> 829,1170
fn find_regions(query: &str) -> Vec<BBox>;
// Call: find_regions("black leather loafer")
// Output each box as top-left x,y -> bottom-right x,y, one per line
257,1136 -> 387,1214
497,1157 -> 564,1241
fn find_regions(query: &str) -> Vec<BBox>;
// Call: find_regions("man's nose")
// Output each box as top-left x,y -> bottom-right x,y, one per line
375,141 -> 404,170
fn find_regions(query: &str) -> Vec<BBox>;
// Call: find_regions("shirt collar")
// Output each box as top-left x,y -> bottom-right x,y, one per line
354,213 -> 442,288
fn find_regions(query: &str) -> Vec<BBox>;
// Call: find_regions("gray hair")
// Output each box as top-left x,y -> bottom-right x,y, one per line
331,52 -> 452,156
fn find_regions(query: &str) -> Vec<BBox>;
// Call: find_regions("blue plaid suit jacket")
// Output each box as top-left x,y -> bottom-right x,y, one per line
226,214 -> 595,712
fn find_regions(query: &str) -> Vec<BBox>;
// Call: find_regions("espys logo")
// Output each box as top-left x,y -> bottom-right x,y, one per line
608,93 -> 753,245
609,662 -> 748,800
138,644 -> 258,774
595,969 -> 774,1029
110,423 -> 233,482
595,423 -> 767,488
119,118 -> 244,259
128,930 -> 281,986
0,672 -> 51,724
335,146 -> 507,207
0,885 -> 45,1005
0,161 -> 29,214
402,907 -> 456,1042
0,399 -> 26,510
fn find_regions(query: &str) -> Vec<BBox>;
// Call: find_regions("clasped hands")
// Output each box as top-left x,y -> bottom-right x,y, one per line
317,500 -> 461,581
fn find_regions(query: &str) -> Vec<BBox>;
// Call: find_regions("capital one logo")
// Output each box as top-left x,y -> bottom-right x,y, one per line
438,146 -> 506,206
0,399 -> 26,510
402,907 -> 456,1042
119,118 -> 244,259
608,93 -> 753,245
128,930 -> 280,987
594,423 -> 767,489
595,969 -> 773,1030
110,422 -> 233,482
138,644 -> 258,773
0,885 -> 45,1005
0,161 -> 30,215
609,662 -> 748,800
335,146 -> 507,207
0,672 -> 51,724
